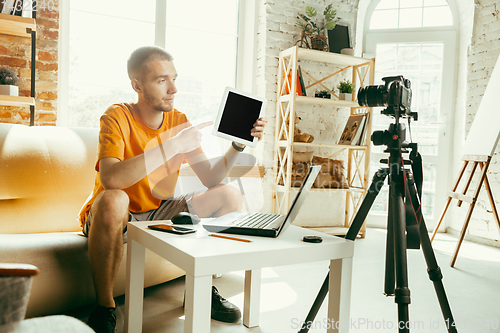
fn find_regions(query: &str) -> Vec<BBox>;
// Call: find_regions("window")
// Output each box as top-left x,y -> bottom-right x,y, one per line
64,0 -> 156,128
369,42 -> 444,216
163,0 -> 239,125
370,0 -> 453,30
61,0 -> 240,129
363,0 -> 457,228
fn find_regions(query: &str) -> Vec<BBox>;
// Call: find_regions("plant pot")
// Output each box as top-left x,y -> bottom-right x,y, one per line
339,93 -> 352,101
310,35 -> 328,51
0,85 -> 19,96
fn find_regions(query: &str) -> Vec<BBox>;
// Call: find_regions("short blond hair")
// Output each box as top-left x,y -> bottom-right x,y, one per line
127,46 -> 173,80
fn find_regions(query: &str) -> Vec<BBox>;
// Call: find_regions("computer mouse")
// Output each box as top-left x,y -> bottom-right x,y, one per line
171,212 -> 201,225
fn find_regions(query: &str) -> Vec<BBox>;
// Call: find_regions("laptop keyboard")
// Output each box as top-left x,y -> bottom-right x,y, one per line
234,212 -> 281,229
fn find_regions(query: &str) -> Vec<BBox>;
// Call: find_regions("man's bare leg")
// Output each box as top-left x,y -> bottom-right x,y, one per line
190,183 -> 243,218
87,189 -> 129,308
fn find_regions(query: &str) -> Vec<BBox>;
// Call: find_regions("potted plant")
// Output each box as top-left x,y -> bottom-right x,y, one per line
337,79 -> 355,100
296,4 -> 340,51
0,66 -> 20,96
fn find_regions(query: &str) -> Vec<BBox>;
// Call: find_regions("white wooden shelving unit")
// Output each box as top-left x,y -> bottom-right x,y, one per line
272,46 -> 375,237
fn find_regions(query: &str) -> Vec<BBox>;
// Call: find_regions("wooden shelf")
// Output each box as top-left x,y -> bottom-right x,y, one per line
279,94 -> 359,107
179,165 -> 265,178
297,48 -> 372,66
0,13 -> 36,37
0,95 -> 35,107
279,47 -> 372,67
276,141 -> 368,150
0,13 -> 37,125
276,185 -> 366,193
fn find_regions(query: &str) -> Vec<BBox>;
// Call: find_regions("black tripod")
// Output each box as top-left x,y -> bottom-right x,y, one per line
298,116 -> 457,333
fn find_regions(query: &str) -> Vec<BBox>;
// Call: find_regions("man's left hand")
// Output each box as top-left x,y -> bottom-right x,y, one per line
251,117 -> 268,141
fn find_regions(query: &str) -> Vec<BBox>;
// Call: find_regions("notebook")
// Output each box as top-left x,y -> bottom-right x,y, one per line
202,165 -> 321,237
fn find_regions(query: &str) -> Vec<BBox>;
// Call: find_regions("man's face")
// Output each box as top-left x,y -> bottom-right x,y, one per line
139,60 -> 178,112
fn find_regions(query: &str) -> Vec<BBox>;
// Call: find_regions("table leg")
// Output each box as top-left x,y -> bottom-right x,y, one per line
328,258 -> 353,333
184,274 -> 212,333
243,269 -> 261,328
124,239 -> 145,333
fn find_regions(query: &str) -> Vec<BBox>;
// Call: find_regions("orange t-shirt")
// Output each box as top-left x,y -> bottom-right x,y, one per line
78,103 -> 201,227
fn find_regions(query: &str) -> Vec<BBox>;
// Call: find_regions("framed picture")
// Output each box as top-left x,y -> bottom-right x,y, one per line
328,25 -> 350,54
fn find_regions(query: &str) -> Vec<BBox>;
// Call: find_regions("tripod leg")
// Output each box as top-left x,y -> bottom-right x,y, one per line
389,174 -> 411,333
384,199 -> 395,296
406,175 -> 458,333
346,169 -> 388,241
298,273 -> 329,333
298,169 -> 388,333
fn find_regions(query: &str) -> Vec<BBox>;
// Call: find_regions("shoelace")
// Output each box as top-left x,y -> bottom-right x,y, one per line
212,287 -> 227,302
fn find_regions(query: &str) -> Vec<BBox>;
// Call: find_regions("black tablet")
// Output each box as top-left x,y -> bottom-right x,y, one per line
212,87 -> 267,148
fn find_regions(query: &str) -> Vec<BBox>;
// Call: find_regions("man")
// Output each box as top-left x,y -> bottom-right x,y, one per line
78,46 -> 267,333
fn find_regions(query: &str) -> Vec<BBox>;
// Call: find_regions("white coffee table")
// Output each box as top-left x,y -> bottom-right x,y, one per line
124,221 -> 354,333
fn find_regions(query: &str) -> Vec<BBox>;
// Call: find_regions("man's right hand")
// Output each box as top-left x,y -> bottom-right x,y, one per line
169,121 -> 213,154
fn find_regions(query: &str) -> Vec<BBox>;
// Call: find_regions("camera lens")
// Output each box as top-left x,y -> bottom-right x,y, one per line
371,130 -> 390,146
358,85 -> 387,107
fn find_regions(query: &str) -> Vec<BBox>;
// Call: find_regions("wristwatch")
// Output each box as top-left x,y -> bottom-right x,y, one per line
232,141 -> 245,152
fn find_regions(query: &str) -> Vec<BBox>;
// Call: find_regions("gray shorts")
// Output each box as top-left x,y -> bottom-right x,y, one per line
82,192 -> 195,243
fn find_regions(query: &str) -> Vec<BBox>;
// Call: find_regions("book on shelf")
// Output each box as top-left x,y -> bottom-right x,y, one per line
283,70 -> 303,96
338,113 -> 370,146
357,112 -> 370,145
298,65 -> 307,96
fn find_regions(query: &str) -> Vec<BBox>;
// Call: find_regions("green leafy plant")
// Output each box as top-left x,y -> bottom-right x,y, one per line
296,4 -> 341,36
0,66 -> 20,85
337,79 -> 355,94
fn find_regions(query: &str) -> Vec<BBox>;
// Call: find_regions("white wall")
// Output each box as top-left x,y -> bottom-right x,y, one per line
448,0 -> 500,244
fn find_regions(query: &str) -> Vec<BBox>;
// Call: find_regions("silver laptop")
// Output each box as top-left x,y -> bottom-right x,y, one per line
202,165 -> 320,238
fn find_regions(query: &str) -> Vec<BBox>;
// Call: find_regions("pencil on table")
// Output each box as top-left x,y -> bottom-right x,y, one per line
209,233 -> 252,243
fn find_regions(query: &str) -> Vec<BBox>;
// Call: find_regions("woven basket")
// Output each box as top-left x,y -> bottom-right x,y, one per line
309,34 -> 328,51
296,25 -> 329,51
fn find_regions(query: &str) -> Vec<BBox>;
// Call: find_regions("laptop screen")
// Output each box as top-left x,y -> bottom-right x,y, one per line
277,165 -> 321,235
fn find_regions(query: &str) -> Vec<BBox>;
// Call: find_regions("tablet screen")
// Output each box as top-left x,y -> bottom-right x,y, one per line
217,91 -> 263,142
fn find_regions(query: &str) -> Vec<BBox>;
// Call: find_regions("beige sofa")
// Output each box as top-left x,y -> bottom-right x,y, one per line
0,123 -> 184,318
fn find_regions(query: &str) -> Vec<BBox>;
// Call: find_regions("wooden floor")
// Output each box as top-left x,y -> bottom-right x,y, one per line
63,229 -> 500,332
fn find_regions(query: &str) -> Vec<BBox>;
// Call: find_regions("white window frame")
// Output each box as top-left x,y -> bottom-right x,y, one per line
362,0 -> 459,230
57,0 -> 258,126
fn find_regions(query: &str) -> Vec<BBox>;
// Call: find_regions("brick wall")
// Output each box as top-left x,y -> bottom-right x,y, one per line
0,0 -> 59,126
448,0 -> 500,244
256,0 -> 360,223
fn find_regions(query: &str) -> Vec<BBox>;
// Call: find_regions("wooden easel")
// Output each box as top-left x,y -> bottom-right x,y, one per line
431,55 -> 500,267
430,155 -> 500,267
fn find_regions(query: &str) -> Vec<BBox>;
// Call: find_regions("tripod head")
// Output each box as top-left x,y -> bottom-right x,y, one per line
358,75 -> 418,155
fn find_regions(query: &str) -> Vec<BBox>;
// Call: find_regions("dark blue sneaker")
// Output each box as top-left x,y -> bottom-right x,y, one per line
87,306 -> 116,333
211,286 -> 241,323
183,286 -> 241,323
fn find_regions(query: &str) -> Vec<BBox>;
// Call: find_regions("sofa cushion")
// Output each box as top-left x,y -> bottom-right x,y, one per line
0,233 -> 184,317
0,124 -> 98,234
0,315 -> 95,332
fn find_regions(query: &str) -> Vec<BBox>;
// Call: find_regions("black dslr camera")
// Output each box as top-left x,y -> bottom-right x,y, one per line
357,75 -> 415,119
